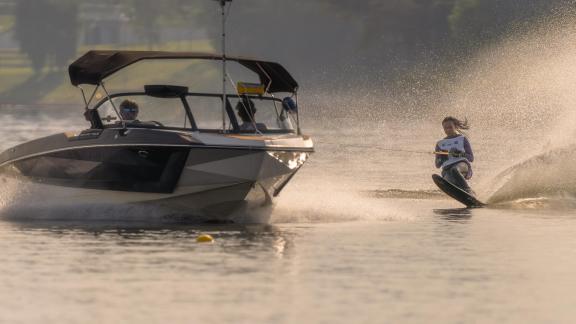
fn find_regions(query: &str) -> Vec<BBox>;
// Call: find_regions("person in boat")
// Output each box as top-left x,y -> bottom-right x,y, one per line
236,96 -> 268,132
119,99 -> 139,122
116,99 -> 164,127
435,116 -> 475,194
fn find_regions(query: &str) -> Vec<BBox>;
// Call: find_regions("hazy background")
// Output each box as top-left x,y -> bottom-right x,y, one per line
0,0 -> 573,105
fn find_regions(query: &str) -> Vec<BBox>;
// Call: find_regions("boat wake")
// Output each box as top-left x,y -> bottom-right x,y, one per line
0,176 -> 275,224
486,145 -> 576,208
365,189 -> 447,200
490,197 -> 576,210
0,200 -> 276,224
271,179 -> 427,224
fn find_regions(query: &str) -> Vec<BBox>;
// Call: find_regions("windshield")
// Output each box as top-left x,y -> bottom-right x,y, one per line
97,95 -> 190,128
228,96 -> 294,132
93,93 -> 295,133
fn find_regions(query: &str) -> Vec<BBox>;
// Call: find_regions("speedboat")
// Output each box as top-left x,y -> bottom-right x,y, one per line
0,51 -> 314,222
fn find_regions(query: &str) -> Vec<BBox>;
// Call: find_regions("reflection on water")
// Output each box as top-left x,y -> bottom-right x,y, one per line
433,208 -> 473,221
0,220 -> 304,323
4,208 -> 576,324
9,221 -> 294,259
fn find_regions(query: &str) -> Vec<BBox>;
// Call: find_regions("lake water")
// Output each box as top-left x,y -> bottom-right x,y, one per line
1,105 -> 576,323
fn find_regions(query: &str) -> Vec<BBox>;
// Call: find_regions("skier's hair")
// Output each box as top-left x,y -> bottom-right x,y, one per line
442,116 -> 470,130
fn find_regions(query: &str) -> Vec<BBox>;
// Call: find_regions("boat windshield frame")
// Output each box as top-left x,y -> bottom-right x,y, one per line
91,91 -> 296,134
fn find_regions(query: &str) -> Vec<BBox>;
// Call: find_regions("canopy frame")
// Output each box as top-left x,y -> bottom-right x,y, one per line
68,51 -> 299,94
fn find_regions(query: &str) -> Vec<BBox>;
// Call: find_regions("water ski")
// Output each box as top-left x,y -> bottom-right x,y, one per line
432,174 -> 485,208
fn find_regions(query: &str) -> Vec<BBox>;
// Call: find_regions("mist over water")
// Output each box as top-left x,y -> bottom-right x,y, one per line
298,10 -> 576,210
446,13 -> 576,204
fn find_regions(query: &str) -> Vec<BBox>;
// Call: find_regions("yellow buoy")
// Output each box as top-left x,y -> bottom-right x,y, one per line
196,234 -> 214,243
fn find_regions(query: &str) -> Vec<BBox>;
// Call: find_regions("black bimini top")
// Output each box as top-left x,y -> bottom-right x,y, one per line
68,50 -> 299,93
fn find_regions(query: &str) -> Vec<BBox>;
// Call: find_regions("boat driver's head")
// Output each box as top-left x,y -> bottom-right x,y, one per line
119,100 -> 139,121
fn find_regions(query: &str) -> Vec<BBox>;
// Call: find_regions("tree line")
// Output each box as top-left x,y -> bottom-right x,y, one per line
4,0 -> 571,74
314,0 -> 568,71
7,0 -> 205,72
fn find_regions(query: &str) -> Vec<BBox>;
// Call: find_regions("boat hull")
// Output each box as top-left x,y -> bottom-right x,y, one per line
0,131 -> 310,223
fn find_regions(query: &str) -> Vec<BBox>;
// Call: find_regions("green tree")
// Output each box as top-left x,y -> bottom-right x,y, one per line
13,0 -> 49,72
310,0 -> 456,66
48,1 -> 78,70
123,0 -> 200,48
125,0 -> 162,48
13,0 -> 78,72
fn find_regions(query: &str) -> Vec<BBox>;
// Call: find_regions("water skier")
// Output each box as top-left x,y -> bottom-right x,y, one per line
435,116 -> 475,194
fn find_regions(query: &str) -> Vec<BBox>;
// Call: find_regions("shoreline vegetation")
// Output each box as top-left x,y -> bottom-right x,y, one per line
0,0 -> 573,105
0,40 -> 213,105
